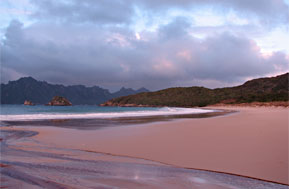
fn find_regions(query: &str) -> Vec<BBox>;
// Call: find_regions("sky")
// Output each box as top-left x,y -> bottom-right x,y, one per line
0,0 -> 289,91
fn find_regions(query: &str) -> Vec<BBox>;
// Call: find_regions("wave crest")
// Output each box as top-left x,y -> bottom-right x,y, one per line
0,107 -> 215,121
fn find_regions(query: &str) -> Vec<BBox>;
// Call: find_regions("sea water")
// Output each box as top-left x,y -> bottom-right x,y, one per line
0,105 -> 215,121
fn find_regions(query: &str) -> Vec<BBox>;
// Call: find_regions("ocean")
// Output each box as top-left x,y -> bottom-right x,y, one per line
0,104 -> 215,121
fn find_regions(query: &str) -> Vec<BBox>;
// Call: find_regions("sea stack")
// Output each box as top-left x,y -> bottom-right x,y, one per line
46,96 -> 72,106
24,100 -> 34,106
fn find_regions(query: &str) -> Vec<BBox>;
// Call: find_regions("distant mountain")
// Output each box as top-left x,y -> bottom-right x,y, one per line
112,87 -> 150,98
0,77 -> 149,105
101,73 -> 289,107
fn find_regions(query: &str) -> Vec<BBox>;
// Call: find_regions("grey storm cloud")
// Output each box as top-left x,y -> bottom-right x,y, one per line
1,16 -> 288,90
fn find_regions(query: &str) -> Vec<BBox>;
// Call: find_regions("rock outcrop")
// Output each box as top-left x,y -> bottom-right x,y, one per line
46,96 -> 72,106
24,100 -> 34,106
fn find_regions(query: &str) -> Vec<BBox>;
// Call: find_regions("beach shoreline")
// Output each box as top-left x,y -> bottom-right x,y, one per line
1,106 -> 288,185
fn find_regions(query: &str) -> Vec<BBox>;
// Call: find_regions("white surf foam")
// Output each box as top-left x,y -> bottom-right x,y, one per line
0,107 -> 216,121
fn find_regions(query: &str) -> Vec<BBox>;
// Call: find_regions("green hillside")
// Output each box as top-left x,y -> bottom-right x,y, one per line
101,73 -> 289,107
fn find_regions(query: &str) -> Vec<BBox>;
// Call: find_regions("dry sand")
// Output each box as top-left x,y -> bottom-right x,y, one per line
16,106 -> 289,185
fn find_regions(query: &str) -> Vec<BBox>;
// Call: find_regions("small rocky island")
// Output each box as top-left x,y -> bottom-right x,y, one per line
24,100 -> 34,106
46,96 -> 72,106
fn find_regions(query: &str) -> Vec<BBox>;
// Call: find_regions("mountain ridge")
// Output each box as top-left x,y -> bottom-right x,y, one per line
101,73 -> 289,107
0,77 -> 149,105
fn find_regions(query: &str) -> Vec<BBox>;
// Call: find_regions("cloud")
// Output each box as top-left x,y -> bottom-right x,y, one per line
30,0 -> 135,24
137,0 -> 289,26
158,16 -> 192,40
28,0 -> 289,27
1,19 -> 288,90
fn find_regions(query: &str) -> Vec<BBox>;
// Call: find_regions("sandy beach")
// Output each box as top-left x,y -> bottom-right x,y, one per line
6,106 -> 287,185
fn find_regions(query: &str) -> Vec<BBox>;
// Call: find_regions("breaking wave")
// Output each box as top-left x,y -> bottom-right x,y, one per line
0,107 -> 215,121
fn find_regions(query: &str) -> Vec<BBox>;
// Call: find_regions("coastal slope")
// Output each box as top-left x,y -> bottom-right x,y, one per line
101,73 -> 288,107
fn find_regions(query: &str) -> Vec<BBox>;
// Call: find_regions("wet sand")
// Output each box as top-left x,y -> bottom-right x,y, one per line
1,106 -> 288,187
0,127 -> 287,189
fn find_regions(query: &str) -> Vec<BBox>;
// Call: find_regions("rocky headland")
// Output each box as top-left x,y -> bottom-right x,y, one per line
101,73 -> 288,108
